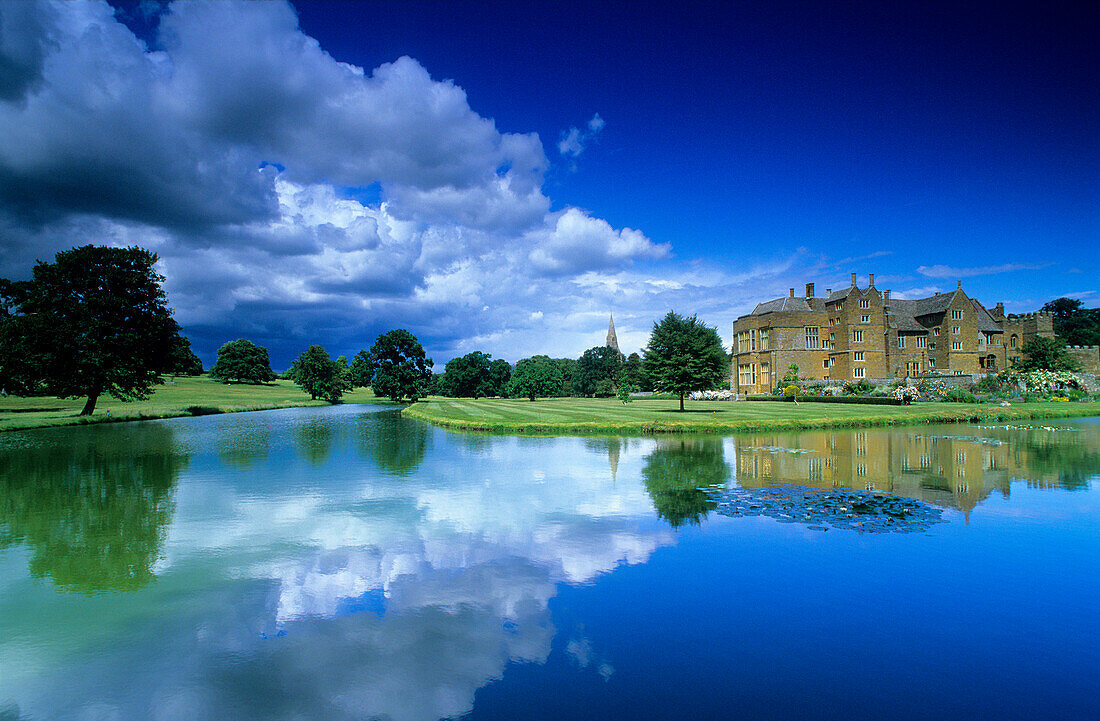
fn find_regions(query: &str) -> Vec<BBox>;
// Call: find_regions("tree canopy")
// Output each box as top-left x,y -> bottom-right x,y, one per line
357,329 -> 434,402
440,351 -> 500,398
166,334 -> 204,376
507,356 -> 564,400
209,339 -> 277,384
1042,297 -> 1100,346
287,344 -> 349,402
0,245 -> 183,415
642,311 -> 728,411
1016,336 -> 1081,372
575,345 -> 622,396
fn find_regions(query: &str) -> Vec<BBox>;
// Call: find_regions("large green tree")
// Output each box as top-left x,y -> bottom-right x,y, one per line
1042,297 -> 1100,346
621,352 -> 652,392
1015,336 -> 1081,372
287,345 -> 349,403
440,351 -> 495,398
210,339 -> 277,384
357,329 -> 434,402
0,245 -> 182,415
507,356 -> 564,400
643,311 -> 728,411
575,346 -> 622,396
166,334 -> 204,376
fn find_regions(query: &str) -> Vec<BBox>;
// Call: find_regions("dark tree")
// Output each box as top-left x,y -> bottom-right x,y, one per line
621,352 -> 652,392
507,356 -> 564,400
166,334 -> 204,376
210,339 -> 277,384
487,358 -> 512,397
553,357 -> 578,396
0,246 -> 182,415
288,345 -> 349,403
1015,336 -> 1081,372
360,329 -> 434,402
1042,297 -> 1100,346
440,351 -> 495,398
575,346 -> 621,396
643,311 -> 728,411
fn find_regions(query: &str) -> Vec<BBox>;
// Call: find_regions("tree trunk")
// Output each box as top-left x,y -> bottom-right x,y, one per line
80,392 -> 99,416
679,391 -> 685,412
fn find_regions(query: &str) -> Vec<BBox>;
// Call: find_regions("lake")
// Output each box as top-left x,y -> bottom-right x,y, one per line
1,405 -> 1098,720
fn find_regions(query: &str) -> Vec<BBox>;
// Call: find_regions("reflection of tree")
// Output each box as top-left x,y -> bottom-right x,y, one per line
642,438 -> 730,528
294,417 -> 336,467
358,411 -> 430,476
0,424 -> 184,592
217,422 -> 271,469
1013,433 -> 1100,491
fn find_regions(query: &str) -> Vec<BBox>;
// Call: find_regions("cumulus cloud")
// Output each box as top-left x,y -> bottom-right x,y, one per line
558,113 -> 605,158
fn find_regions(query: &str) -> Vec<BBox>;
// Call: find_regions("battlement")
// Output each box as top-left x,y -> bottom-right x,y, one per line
1006,312 -> 1053,320
1067,345 -> 1100,350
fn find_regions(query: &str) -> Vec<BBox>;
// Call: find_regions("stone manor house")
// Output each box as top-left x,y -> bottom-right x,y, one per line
731,273 -> 1055,394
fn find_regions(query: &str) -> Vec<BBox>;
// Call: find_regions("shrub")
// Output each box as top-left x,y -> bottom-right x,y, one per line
843,379 -> 875,396
942,387 -> 978,403
783,385 -> 800,398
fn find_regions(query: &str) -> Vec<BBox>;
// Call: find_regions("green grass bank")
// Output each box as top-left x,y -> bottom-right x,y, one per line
401,396 -> 1100,435
0,376 -> 387,432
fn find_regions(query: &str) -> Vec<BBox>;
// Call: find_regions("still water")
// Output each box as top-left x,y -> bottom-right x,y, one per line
1,405 -> 1098,720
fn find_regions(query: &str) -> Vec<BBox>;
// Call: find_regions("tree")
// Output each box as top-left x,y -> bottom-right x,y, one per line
487,358 -> 512,397
210,339 -> 277,384
440,351 -> 494,398
287,345 -> 349,402
553,357 -> 577,396
166,334 -> 204,376
621,352 -> 652,392
0,245 -> 183,415
1042,297 -> 1100,346
359,329 -> 434,402
617,377 -> 639,404
1016,336 -> 1081,372
507,356 -> 564,400
642,311 -> 728,411
575,346 -> 622,396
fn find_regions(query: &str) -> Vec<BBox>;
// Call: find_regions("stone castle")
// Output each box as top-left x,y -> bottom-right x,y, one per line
731,272 -> 1059,394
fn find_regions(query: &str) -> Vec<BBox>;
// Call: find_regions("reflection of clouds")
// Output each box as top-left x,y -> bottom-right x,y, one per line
1,411 -> 673,721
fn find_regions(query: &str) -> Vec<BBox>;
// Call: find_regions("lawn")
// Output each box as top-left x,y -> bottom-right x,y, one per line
401,396 -> 1100,435
0,375 -> 387,432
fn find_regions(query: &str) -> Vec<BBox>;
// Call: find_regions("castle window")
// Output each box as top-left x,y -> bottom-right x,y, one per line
861,315 -> 870,324
853,330 -> 864,343
860,299 -> 870,309
928,359 -> 936,369
952,341 -> 962,350
1011,335 -> 1018,348
830,317 -> 835,326
898,336 -> 906,349
751,329 -> 756,351
853,367 -> 865,378
934,327 -> 940,336
916,336 -> 926,348
761,329 -> 769,350
738,364 -> 752,386
761,363 -> 770,387
805,326 -> 820,349
951,309 -> 963,320
953,325 -> 960,335
954,370 -> 964,375
751,363 -> 757,385
823,359 -> 829,369
854,351 -> 864,361
829,358 -> 835,367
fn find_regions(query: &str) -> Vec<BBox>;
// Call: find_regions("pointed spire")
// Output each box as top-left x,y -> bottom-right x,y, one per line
606,314 -> 620,352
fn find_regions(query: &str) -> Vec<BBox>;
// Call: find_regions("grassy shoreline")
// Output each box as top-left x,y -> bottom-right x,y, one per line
401,397 -> 1100,435
0,376 -> 389,432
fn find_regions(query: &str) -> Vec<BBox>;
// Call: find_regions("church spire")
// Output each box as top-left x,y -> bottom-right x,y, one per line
606,314 -> 620,353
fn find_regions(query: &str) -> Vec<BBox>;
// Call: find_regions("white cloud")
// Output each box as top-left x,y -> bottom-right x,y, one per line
917,263 -> 1048,279
558,113 -> 605,158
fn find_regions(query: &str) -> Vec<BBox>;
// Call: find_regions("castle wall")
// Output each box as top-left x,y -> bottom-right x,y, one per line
1066,346 -> 1100,374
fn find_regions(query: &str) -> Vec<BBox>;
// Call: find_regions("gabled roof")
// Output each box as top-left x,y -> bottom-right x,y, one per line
882,299 -> 928,332
969,299 -> 1004,333
750,296 -> 827,315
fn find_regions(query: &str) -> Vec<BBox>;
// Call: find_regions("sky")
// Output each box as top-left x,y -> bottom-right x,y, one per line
0,0 -> 1096,369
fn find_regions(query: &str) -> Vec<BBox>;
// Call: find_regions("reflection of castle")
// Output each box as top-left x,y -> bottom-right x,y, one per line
731,428 -> 1096,518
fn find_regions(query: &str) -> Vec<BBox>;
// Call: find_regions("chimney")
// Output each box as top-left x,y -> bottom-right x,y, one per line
789,288 -> 795,298
957,280 -> 962,290
994,302 -> 1004,316
805,282 -> 815,298
826,288 -> 832,296
850,272 -> 857,286
869,273 -> 875,287
884,290 -> 891,302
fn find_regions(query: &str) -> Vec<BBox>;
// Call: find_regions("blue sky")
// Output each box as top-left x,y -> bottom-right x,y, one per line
0,1 -> 1096,367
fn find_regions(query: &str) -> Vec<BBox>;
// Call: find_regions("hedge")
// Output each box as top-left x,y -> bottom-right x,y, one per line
746,395 -> 904,405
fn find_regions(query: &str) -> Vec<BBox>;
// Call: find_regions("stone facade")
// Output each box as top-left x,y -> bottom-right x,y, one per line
731,273 -> 1055,394
1066,346 -> 1100,374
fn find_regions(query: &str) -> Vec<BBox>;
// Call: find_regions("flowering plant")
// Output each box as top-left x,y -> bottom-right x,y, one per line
892,385 -> 920,404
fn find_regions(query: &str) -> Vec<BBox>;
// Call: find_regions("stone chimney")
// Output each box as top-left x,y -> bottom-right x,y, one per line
884,290 -> 891,302
789,288 -> 795,298
850,272 -> 857,286
957,280 -> 962,290
805,282 -> 815,298
994,302 -> 1004,316
869,273 -> 875,287
826,288 -> 832,296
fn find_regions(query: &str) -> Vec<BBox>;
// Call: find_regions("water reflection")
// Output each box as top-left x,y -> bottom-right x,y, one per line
731,425 -> 1100,516
642,438 -> 730,527
0,424 -> 184,592
294,416 -> 337,467
356,411 -> 430,476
